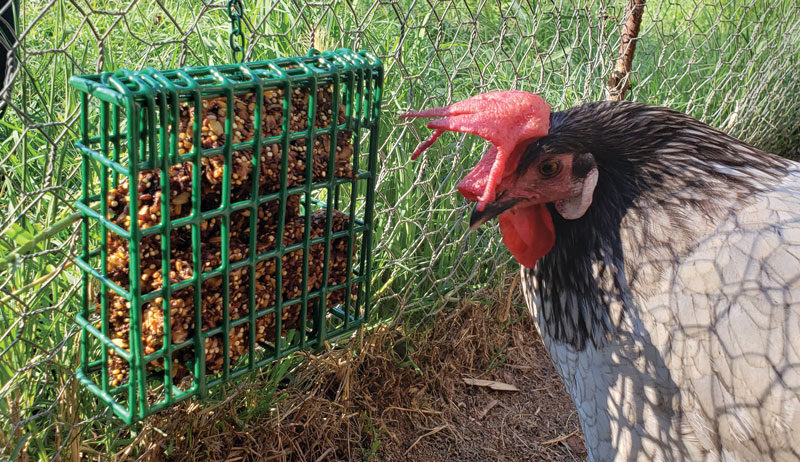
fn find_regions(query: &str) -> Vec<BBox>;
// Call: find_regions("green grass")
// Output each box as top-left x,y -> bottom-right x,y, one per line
1,0 -> 799,459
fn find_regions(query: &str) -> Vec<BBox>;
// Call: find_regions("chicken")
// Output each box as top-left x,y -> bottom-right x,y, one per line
401,91 -> 800,461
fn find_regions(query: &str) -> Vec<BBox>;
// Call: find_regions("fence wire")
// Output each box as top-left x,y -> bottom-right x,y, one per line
1,0 -> 799,459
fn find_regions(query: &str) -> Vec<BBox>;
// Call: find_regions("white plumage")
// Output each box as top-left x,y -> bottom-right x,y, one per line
520,113 -> 800,461
524,168 -> 800,460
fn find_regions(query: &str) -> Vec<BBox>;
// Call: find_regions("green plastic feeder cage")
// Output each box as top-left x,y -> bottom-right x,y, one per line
69,48 -> 383,423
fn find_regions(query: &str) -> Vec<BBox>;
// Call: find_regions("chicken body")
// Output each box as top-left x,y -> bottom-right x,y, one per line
403,96 -> 800,461
521,103 -> 800,461
524,173 -> 800,461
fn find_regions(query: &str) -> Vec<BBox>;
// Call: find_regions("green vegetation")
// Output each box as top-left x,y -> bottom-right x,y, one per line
0,0 -> 798,459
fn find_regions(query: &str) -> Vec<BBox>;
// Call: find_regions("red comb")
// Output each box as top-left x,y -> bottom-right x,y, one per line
399,90 -> 550,209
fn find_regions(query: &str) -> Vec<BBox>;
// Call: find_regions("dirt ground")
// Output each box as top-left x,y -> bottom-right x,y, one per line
371,302 -> 586,462
133,298 -> 586,461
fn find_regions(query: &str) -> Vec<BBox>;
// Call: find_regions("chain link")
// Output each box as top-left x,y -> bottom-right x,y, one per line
227,0 -> 245,62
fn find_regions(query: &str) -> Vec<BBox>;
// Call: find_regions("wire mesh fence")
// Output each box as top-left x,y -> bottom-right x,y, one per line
1,0 -> 799,459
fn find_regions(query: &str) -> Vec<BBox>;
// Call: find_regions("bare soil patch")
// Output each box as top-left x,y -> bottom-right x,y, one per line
129,301 -> 585,461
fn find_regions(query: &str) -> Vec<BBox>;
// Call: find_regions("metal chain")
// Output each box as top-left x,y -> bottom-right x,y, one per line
227,0 -> 245,62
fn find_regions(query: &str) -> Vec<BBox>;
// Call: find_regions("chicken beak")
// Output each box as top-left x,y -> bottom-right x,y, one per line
468,194 -> 520,231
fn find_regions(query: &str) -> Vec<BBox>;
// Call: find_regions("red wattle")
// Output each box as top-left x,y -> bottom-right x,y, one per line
498,204 -> 555,269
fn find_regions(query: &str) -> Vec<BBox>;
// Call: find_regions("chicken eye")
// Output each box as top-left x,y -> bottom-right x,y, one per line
538,160 -> 561,178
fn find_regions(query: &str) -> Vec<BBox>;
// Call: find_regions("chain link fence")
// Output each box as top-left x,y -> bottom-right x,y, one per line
1,0 -> 799,459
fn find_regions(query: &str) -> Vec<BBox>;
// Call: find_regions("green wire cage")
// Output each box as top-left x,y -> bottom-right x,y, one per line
70,48 -> 383,423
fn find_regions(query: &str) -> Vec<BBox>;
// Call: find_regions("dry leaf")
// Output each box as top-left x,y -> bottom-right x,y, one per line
462,378 -> 519,391
477,399 -> 499,419
564,434 -> 587,454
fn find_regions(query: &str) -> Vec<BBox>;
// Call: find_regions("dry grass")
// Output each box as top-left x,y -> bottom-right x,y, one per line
121,294 -> 585,462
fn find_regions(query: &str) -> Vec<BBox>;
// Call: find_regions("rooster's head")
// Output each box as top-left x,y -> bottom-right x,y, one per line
400,91 -> 599,269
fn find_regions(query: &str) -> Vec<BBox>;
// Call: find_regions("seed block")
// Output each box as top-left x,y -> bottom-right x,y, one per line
99,85 -> 358,386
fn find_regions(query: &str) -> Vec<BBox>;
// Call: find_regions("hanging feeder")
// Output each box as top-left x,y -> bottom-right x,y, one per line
68,10 -> 382,422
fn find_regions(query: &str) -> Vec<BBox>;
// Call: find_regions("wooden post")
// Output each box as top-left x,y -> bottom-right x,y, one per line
607,0 -> 646,101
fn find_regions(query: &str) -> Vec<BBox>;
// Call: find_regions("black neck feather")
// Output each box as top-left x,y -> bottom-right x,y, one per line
527,101 -> 790,350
